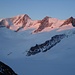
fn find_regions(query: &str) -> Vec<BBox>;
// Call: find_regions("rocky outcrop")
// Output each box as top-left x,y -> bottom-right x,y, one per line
34,16 -> 53,33
0,20 -> 7,28
27,34 -> 66,56
12,14 -> 31,25
0,14 -> 32,31
0,15 -> 75,33
0,61 -> 17,75
14,14 -> 32,32
60,17 -> 75,27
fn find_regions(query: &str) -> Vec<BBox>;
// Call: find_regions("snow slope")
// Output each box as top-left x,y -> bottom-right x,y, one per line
0,27 -> 75,75
0,15 -> 75,75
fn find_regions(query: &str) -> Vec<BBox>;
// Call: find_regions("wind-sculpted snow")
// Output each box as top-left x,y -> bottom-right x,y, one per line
27,34 -> 66,56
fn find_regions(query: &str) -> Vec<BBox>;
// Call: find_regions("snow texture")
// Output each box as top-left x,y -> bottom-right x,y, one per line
0,15 -> 75,75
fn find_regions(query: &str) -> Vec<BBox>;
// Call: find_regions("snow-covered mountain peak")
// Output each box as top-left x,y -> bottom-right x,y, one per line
60,17 -> 75,27
41,16 -> 57,23
1,15 -> 75,75
0,14 -> 33,31
12,14 -> 31,19
11,14 -> 31,24
43,16 -> 51,20
0,15 -> 75,33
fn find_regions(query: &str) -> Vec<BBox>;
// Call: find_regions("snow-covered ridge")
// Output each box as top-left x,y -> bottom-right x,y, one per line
0,14 -> 75,33
0,14 -> 33,31
60,17 -> 75,27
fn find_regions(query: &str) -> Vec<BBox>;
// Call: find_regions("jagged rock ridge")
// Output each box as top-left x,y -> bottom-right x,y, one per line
27,34 -> 66,56
34,16 -> 53,33
0,14 -> 75,33
60,17 -> 75,27
0,14 -> 32,31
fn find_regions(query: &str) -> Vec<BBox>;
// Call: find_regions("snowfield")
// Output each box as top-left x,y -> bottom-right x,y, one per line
0,27 -> 75,75
0,15 -> 75,75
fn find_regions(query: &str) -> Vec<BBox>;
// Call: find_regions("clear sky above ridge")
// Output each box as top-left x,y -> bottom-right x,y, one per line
0,0 -> 75,20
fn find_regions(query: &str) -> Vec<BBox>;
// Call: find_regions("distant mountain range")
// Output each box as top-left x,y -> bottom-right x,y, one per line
0,14 -> 75,75
0,14 -> 75,33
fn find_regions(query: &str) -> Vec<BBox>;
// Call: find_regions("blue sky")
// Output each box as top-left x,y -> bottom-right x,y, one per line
0,0 -> 75,20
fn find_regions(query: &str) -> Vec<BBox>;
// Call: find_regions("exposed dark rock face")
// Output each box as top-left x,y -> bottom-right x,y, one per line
0,20 -> 6,28
71,17 -> 75,27
14,14 -> 31,32
0,61 -> 17,75
27,34 -> 66,56
0,14 -> 31,31
34,16 -> 53,33
13,14 -> 31,25
60,17 -> 75,27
